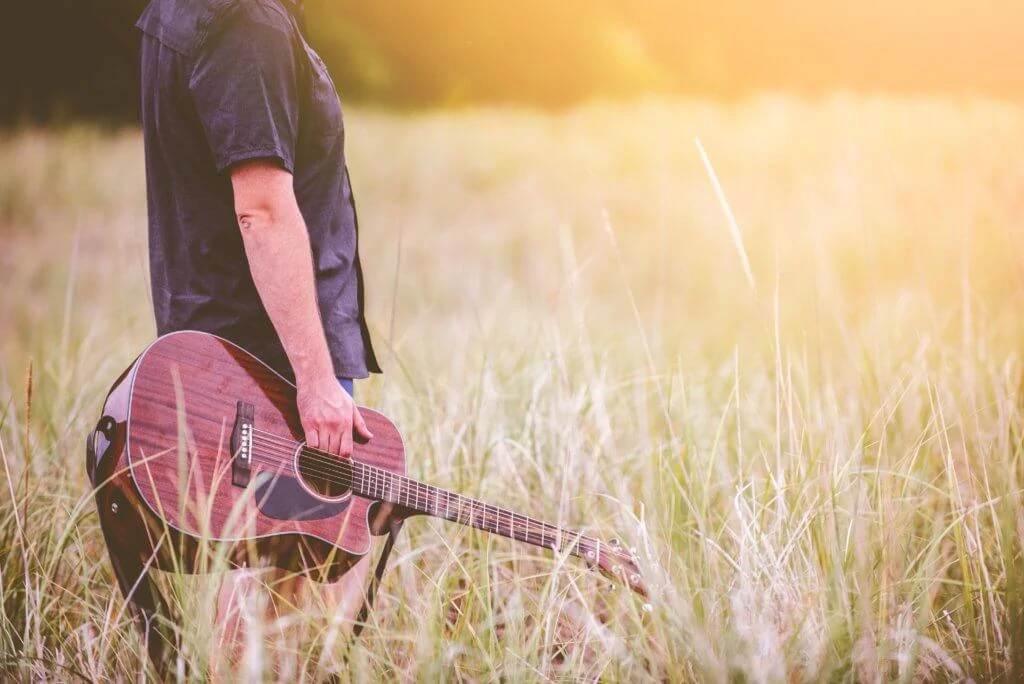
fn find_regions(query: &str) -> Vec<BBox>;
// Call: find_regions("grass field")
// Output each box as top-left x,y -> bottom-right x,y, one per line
3,95 -> 1024,681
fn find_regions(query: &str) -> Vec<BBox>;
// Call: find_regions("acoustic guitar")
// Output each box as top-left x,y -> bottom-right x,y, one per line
86,331 -> 647,600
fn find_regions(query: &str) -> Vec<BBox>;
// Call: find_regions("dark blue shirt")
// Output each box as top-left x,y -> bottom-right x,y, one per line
136,0 -> 379,379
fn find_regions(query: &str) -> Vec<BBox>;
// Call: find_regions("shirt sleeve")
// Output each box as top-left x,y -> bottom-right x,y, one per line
187,10 -> 300,174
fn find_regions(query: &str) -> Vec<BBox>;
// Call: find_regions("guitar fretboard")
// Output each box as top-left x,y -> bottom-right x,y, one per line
298,449 -> 604,563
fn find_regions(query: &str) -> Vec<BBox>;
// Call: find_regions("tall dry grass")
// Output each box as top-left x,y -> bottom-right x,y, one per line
2,95 -> 1024,681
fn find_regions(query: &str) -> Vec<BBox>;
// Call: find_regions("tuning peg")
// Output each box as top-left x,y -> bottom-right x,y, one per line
642,603 -> 653,613
608,538 -> 621,548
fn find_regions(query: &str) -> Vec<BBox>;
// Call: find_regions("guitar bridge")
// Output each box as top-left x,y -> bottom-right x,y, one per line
230,401 -> 254,487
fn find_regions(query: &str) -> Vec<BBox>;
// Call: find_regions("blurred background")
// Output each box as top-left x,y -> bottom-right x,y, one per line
3,0 -> 1023,124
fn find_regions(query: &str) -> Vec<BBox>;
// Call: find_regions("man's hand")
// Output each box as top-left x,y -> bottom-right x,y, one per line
296,376 -> 372,457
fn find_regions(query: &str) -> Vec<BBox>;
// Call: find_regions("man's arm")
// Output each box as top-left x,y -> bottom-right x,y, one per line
230,159 -> 371,457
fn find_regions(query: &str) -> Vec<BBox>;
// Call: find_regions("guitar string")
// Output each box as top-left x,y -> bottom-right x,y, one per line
247,425 -> 577,536
246,439 -> 593,555
247,429 -> 598,549
247,445 -> 587,556
241,429 -> 606,557
246,422 -> 560,531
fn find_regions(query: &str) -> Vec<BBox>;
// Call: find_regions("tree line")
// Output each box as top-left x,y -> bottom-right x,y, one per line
3,0 -> 1021,126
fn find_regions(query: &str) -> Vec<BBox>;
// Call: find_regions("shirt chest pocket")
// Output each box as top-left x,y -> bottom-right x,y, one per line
300,44 -> 345,153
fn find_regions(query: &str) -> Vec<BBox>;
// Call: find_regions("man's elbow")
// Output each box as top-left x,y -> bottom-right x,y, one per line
229,160 -> 296,235
235,206 -> 274,235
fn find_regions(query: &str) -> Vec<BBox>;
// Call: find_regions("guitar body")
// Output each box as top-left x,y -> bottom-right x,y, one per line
89,330 -> 406,582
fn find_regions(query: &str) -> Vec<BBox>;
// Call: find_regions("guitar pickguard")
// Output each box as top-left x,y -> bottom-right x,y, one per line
252,471 -> 350,521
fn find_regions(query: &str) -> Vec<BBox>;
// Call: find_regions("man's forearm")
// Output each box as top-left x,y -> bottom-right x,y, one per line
228,156 -> 369,457
238,202 -> 333,383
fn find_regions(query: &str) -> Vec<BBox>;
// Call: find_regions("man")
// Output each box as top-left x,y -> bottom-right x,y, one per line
135,0 -> 381,673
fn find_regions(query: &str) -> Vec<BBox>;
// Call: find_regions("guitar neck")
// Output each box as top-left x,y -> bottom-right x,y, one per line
346,460 -> 602,561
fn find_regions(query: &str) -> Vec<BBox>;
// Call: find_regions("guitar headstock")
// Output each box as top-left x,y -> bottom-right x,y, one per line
593,538 -> 649,599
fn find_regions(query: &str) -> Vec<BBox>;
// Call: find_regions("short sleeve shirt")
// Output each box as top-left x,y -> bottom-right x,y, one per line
135,0 -> 380,380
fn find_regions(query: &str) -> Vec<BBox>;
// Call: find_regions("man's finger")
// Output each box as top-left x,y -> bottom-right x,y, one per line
325,430 -> 340,456
353,407 -> 373,440
340,426 -> 353,458
306,428 -> 320,450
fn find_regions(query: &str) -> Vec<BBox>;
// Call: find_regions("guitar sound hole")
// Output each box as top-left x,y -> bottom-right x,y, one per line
295,451 -> 351,501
